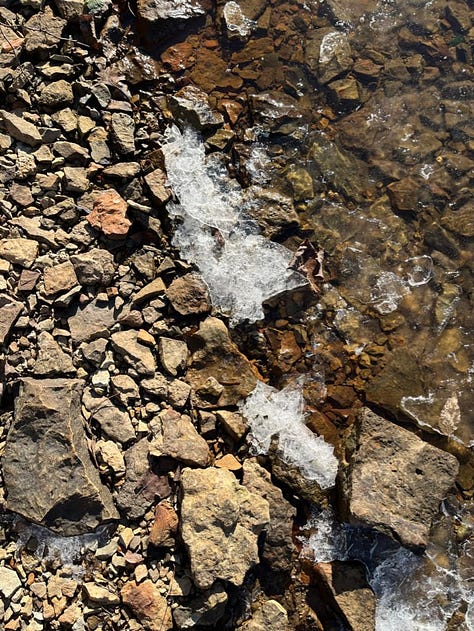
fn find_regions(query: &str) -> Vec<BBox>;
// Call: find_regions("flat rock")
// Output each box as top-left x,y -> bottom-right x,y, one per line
110,112 -> 135,155
87,190 -> 131,240
121,580 -> 173,631
186,317 -> 259,407
150,408 -> 210,467
165,272 -> 211,315
149,501 -> 179,547
137,0 -> 207,21
111,330 -> 156,376
180,467 -> 269,589
144,169 -> 171,204
68,298 -> 116,344
92,403 -> 135,444
168,85 -> 224,130
0,567 -> 21,600
342,407 -> 459,548
43,261 -> 78,296
34,331 -> 75,376
0,295 -> 23,345
2,378 -> 118,534
0,110 -> 42,147
131,277 -> 166,305
23,7 -> 66,56
173,583 -> 228,629
158,337 -> 188,376
83,582 -> 119,606
0,238 -> 39,268
70,248 -> 116,286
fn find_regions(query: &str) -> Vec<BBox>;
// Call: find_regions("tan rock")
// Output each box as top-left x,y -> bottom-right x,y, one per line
150,408 -> 210,467
83,582 -> 119,606
240,599 -> 289,631
131,277 -> 166,305
87,189 -> 131,239
111,330 -> 156,376
166,272 -> 211,316
121,580 -> 172,631
149,502 -> 179,547
215,454 -> 242,471
158,336 -> 188,376
43,261 -> 78,296
0,110 -> 42,146
0,238 -> 38,268
34,331 -> 75,376
144,169 -> 171,204
0,296 -> 23,345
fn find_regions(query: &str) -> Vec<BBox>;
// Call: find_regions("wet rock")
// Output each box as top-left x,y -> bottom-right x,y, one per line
0,238 -> 38,268
0,296 -> 23,345
245,188 -> 300,239
329,75 -> 360,102
70,248 -> 116,286
441,201 -> 474,237
149,501 -> 179,547
180,467 -> 269,589
150,408 -> 210,467
342,407 -> 459,548
38,80 -> 74,109
445,2 -> 472,34
34,331 -> 75,376
92,403 -> 135,444
110,112 -> 135,156
313,561 -> 376,631
243,459 -> 296,573
68,298 -> 116,344
387,177 -> 420,212
186,317 -> 259,407
144,169 -> 171,204
240,599 -> 289,631
43,261 -> 78,296
23,8 -> 66,56
2,378 -> 118,534
305,28 -> 353,84
137,0 -> 207,21
0,567 -> 21,600
286,166 -> 314,201
166,272 -> 211,316
158,337 -> 188,376
0,111 -> 42,146
173,583 -> 228,628
111,330 -> 156,376
87,190 -> 131,240
168,86 -> 224,130
322,0 -> 379,23
121,579 -> 173,631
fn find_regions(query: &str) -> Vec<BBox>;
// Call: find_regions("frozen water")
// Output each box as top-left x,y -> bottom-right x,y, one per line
162,125 -> 306,325
370,271 -> 410,314
404,255 -> 433,287
223,1 -> 256,37
240,381 -> 338,488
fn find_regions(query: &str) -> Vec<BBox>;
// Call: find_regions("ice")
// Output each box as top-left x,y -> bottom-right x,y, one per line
162,125 -> 306,326
404,255 -> 433,287
223,1 -> 256,38
240,381 -> 338,488
370,271 -> 410,314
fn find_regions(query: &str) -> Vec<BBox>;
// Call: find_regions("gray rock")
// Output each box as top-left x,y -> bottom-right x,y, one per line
38,80 -> 74,109
53,141 -> 90,164
23,7 -> 66,56
342,408 -> 459,548
70,248 -> 116,286
180,467 -> 269,589
141,374 -> 191,408
34,331 -> 75,376
81,338 -> 108,366
168,86 -> 224,130
110,112 -> 135,155
111,330 -> 156,376
137,0 -> 206,21
0,110 -> 42,146
150,408 -> 210,467
144,169 -> 171,204
173,583 -> 228,629
0,295 -> 23,345
53,0 -> 85,20
2,378 -> 118,534
158,337 -> 188,376
68,298 -> 116,344
111,374 -> 140,406
0,567 -> 21,600
92,403 -> 135,444
63,166 -> 90,194
42,261 -> 78,296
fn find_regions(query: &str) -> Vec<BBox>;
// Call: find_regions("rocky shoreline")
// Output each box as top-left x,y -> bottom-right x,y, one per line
0,0 -> 473,630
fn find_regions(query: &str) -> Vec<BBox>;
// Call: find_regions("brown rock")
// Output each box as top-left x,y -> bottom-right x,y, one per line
111,330 -> 156,376
121,580 -> 172,631
150,408 -> 210,467
87,190 -> 131,239
131,277 -> 166,305
387,177 -> 420,212
165,272 -> 211,316
149,502 -> 179,547
24,7 -> 66,56
144,169 -> 171,204
43,261 -> 78,296
0,238 -> 38,268
215,454 -> 242,471
0,296 -> 23,345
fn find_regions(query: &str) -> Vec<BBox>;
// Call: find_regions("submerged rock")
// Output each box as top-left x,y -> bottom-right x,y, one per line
305,28 -> 353,84
168,85 -> 224,130
342,408 -> 459,548
2,378 -> 118,535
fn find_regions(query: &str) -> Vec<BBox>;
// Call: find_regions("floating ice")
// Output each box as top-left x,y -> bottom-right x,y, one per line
162,125 -> 306,325
240,381 -> 338,488
223,1 -> 256,38
370,271 -> 410,314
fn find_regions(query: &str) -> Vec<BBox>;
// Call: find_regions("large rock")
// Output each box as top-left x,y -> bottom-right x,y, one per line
0,111 -> 42,147
186,317 -> 259,408
0,238 -> 39,267
342,408 -> 459,548
2,378 -> 118,534
180,467 -> 269,589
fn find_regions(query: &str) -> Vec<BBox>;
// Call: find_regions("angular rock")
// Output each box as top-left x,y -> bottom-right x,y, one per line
441,201 -> 474,237
137,0 -> 206,22
173,583 -> 228,629
53,0 -> 85,21
111,330 -> 156,376
342,408 -> 459,548
305,28 -> 352,84
180,467 -> 269,589
121,580 -> 173,631
144,169 -> 171,204
92,403 -> 135,444
0,238 -> 38,268
131,277 -> 166,305
0,567 -> 21,600
87,189 -> 131,239
240,599 -> 289,631
23,7 -> 66,56
150,408 -> 210,467
68,298 -> 116,344
38,80 -> 74,109
43,261 -> 78,296
34,331 -> 75,376
165,272 -> 211,315
111,374 -> 140,405
70,248 -> 116,286
95,440 -> 126,477
158,337 -> 188,376
63,166 -> 90,194
110,112 -> 135,155
0,295 -> 23,345
83,582 -> 119,606
2,378 -> 118,534
186,317 -> 259,407
168,85 -> 224,130
149,501 -> 179,547
0,110 -> 42,146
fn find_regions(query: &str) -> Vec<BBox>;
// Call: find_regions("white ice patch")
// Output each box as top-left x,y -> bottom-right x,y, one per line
162,125 -> 306,325
223,1 -> 256,37
240,381 -> 338,488
370,271 -> 410,314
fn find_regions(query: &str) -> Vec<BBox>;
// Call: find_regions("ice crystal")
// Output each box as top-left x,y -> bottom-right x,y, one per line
240,381 -> 338,488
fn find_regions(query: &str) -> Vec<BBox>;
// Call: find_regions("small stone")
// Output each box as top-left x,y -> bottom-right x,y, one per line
0,110 -> 42,146
111,374 -> 140,405
34,331 -> 75,376
0,296 -> 23,345
0,238 -> 38,268
68,298 -> 116,344
43,261 -> 78,296
158,337 -> 188,376
53,141 -> 90,164
110,112 -> 135,155
137,0 -> 206,22
168,85 -> 224,130
149,502 -> 179,547
38,80 -> 74,109
92,403 -> 135,444
83,582 -> 119,606
0,568 -> 21,600
121,580 -> 173,631
53,0 -> 85,21
215,454 -> 242,471
144,169 -> 171,204
305,28 -> 353,84
131,277 -> 166,305
70,248 -> 116,286
63,166 -> 89,194
111,330 -> 156,376
166,272 -> 211,316
95,440 -> 126,477
87,190 -> 131,239
150,408 -> 210,467
103,162 -> 141,178
9,183 -> 34,207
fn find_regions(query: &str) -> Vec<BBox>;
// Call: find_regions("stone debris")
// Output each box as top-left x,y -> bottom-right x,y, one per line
121,579 -> 173,630
87,189 -> 132,239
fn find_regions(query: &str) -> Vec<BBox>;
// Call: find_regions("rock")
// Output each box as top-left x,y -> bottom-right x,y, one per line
142,374 -> 191,408
173,583 -> 228,629
87,190 -> 131,239
63,166 -> 90,194
23,7 -> 66,56
103,162 -> 141,179
43,261 -> 78,296
313,561 -> 376,631
305,28 -> 353,84
215,454 -> 242,471
53,141 -> 90,164
150,408 -> 210,467
0,110 -> 42,147
149,501 -> 179,547
0,296 -> 23,344
34,331 -> 75,376
9,183 -> 34,207
144,169 -> 171,204
68,298 -> 116,344
111,330 -> 156,376
70,248 -> 116,286
111,374 -> 140,405
243,459 -> 296,573
329,75 -> 360,102
38,80 -> 74,109
245,188 -> 300,239
240,599 -> 289,631
83,582 -> 119,606
131,277 -> 166,305
158,337 -> 188,376
216,409 -> 248,440
322,0 -> 378,22
122,580 -> 173,630
186,317 -> 259,407
342,408 -> 459,548
53,0 -> 85,21
95,440 -> 126,477
0,567 -> 21,600
92,403 -> 135,444
180,467 -> 269,589
82,338 -> 108,366
387,177 -> 420,212
2,378 -> 118,534
110,112 -> 135,155
441,201 -> 474,237
165,272 -> 211,316
168,86 -> 224,130
0,238 -> 38,268
137,0 -> 206,22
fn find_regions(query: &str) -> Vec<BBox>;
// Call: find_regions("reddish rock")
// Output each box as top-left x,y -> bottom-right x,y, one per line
87,190 -> 131,239
161,42 -> 194,72
121,580 -> 172,631
149,502 -> 179,547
